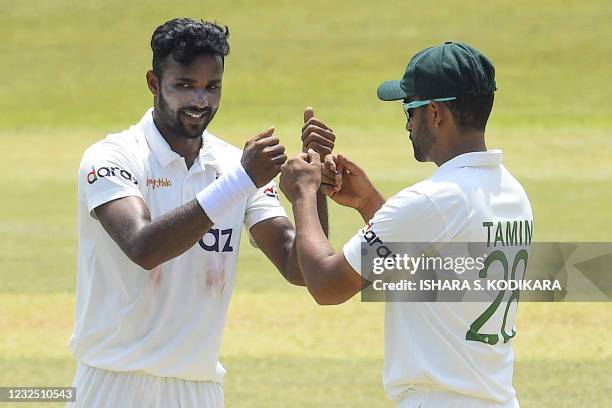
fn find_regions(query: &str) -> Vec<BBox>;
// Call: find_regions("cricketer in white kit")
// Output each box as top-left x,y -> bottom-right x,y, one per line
279,42 -> 533,408
68,18 -> 338,407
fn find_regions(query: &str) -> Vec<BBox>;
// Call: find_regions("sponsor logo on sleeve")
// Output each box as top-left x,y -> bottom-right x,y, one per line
361,222 -> 393,258
263,186 -> 280,200
86,166 -> 138,185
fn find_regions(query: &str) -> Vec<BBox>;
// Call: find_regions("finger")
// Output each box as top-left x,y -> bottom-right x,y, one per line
253,127 -> 275,141
304,143 -> 332,156
262,144 -> 285,156
301,118 -> 332,133
323,154 -> 336,173
307,148 -> 321,165
335,154 -> 344,175
291,152 -> 309,162
271,154 -> 287,165
321,175 -> 342,192
302,133 -> 334,149
304,107 -> 314,124
321,172 -> 337,186
301,125 -> 336,142
321,162 -> 337,179
257,135 -> 280,147
320,183 -> 336,198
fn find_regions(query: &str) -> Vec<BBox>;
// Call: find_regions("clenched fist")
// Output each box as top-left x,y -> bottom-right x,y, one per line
301,107 -> 341,192
279,149 -> 322,203
241,127 -> 287,187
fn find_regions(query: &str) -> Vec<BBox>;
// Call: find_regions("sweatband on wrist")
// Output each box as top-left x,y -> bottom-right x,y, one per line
196,163 -> 257,224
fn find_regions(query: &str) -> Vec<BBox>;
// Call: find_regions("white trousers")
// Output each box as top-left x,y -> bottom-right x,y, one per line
397,390 -> 519,408
67,363 -> 224,408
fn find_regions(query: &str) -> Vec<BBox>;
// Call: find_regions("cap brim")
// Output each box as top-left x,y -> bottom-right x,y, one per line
377,80 -> 408,101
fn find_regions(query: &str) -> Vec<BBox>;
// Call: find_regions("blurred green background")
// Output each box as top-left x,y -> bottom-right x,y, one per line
0,0 -> 610,407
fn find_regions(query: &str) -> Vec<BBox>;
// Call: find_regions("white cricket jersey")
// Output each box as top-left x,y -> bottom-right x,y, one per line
343,150 -> 533,404
69,108 -> 287,381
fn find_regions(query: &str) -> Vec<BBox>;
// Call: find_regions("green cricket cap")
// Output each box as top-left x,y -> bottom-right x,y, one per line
377,41 -> 497,101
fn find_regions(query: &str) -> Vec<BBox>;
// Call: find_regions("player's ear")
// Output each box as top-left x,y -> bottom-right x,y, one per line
146,70 -> 160,96
430,101 -> 445,128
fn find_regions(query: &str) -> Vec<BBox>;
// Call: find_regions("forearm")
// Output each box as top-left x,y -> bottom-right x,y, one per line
282,240 -> 305,285
114,163 -> 255,270
126,200 -> 213,269
292,193 -> 338,292
356,187 -> 385,223
281,190 -> 329,285
316,190 -> 329,237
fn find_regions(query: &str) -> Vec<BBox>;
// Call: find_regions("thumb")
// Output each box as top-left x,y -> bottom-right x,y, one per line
254,126 -> 275,140
307,148 -> 321,165
338,154 -> 361,174
323,154 -> 336,173
304,106 -> 314,124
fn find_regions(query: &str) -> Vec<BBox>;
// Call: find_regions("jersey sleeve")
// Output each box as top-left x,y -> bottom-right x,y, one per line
342,189 -> 446,279
243,180 -> 288,230
78,141 -> 143,218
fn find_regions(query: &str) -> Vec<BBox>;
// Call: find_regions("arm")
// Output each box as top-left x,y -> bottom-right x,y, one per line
292,192 -> 367,304
95,197 -> 213,270
280,151 -> 367,304
93,127 -> 286,270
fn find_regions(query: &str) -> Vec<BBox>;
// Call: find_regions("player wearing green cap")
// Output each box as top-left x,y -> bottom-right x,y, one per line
280,42 -> 532,407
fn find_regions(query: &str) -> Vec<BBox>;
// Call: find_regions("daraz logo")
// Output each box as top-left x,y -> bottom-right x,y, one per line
264,186 -> 280,200
87,166 -> 138,185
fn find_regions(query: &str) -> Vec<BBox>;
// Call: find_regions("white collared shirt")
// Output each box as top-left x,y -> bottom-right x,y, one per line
70,109 -> 287,381
343,150 -> 533,404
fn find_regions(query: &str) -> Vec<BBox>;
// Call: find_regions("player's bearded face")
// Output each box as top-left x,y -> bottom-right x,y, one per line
409,110 -> 435,162
155,54 -> 223,139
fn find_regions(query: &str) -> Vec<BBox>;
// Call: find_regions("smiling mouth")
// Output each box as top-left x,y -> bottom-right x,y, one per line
183,110 -> 207,119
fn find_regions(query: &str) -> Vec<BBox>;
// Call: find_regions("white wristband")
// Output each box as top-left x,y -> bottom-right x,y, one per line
196,163 -> 257,224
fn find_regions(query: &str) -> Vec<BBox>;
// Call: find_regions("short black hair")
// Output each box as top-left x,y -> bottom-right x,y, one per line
151,18 -> 230,78
445,93 -> 494,131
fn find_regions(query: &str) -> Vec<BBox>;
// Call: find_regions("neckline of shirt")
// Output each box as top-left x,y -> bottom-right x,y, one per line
435,149 -> 503,175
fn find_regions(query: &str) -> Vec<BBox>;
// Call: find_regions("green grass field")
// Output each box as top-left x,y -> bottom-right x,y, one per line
1,0 -> 611,407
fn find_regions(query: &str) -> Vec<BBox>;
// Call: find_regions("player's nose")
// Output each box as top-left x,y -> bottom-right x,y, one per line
192,89 -> 209,109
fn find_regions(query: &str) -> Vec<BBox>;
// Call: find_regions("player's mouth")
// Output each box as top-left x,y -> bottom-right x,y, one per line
181,109 -> 209,123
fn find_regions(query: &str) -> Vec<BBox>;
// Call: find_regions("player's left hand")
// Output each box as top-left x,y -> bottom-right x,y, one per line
279,149 -> 322,203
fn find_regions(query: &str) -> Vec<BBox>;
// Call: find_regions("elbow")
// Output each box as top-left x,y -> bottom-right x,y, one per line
125,244 -> 159,271
283,270 -> 306,287
308,286 -> 346,306
287,277 -> 306,287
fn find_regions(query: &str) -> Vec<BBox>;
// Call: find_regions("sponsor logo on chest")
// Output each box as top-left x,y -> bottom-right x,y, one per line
146,177 -> 172,189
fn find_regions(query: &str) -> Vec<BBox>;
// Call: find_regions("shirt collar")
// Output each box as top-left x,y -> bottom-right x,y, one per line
435,149 -> 503,174
139,108 -> 219,172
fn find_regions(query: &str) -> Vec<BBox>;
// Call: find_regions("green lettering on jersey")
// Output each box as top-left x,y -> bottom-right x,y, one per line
494,222 -> 505,247
506,221 -> 517,246
483,222 -> 494,247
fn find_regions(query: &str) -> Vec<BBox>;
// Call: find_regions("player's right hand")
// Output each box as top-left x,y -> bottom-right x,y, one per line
320,154 -> 377,210
241,127 -> 287,187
